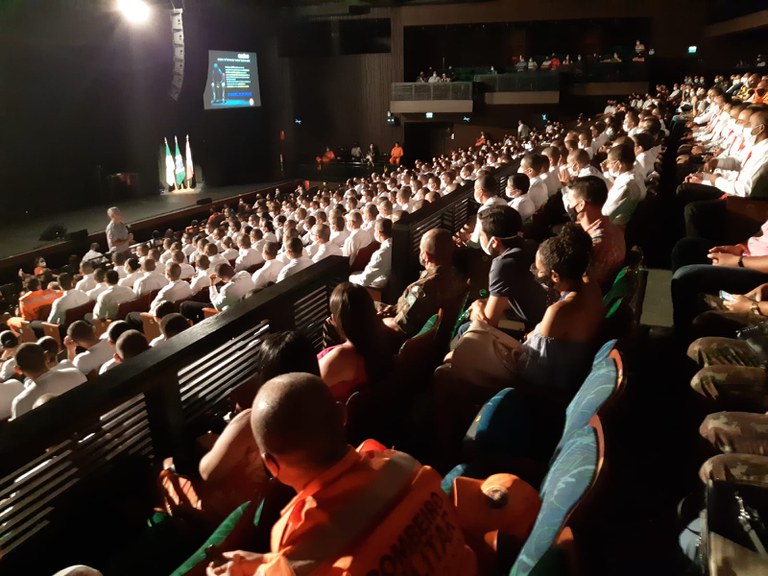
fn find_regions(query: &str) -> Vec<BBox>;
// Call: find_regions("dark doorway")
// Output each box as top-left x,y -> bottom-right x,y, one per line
403,122 -> 453,166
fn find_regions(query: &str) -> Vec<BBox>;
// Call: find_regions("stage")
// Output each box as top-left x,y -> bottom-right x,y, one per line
0,183 -> 284,263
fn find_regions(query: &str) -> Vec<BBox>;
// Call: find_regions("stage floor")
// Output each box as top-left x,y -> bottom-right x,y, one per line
0,183 -> 279,261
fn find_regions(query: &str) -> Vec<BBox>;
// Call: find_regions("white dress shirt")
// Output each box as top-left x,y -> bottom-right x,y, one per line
330,229 -> 349,248
73,339 -> 115,375
252,260 -> 285,289
86,283 -> 109,302
342,228 -> 374,264
75,274 -> 97,293
0,378 -> 25,420
99,357 -> 119,375
134,271 -> 170,296
48,289 -> 90,324
190,268 -> 212,294
12,366 -> 88,418
94,284 -> 137,319
276,256 -> 313,283
311,242 -> 343,263
527,176 -> 549,210
708,138 -> 768,198
603,171 -> 647,226
208,254 -> 228,269
349,239 -> 391,288
235,248 -> 264,272
221,248 -> 239,261
119,270 -> 143,289
178,262 -> 196,280
509,195 -> 536,222
210,271 -> 255,310
544,168 -> 561,197
149,279 -> 193,314
470,196 -> 508,244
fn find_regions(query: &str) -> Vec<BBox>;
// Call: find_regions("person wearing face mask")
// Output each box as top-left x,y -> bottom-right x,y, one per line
349,218 -> 392,289
560,149 -> 610,189
622,111 -> 641,137
466,206 -> 546,333
500,173 -> 532,222
518,153 -> 549,211
601,144 -> 646,227
564,177 -> 626,292
458,174 -> 506,247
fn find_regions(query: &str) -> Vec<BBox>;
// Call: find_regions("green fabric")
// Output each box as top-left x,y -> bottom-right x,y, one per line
602,267 -> 635,320
414,313 -> 439,338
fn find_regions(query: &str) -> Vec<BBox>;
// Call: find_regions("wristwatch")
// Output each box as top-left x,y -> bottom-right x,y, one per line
751,301 -> 762,317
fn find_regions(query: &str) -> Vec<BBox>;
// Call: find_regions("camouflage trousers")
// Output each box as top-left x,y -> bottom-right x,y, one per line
700,411 -> 768,456
687,337 -> 768,411
699,453 -> 768,488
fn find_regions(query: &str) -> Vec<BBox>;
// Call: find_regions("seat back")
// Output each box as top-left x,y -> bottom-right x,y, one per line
350,240 -> 380,272
139,313 -> 161,342
35,304 -> 53,322
510,420 -> 603,576
246,262 -> 265,275
553,341 -> 621,457
116,294 -> 150,319
41,323 -> 63,349
202,307 -> 220,319
64,300 -> 96,326
18,321 -> 36,343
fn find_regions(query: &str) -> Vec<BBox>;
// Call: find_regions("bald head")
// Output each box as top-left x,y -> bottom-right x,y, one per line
420,228 -> 454,267
250,373 -> 346,470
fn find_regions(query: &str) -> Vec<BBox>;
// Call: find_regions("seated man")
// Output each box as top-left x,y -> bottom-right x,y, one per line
47,273 -> 90,325
98,321 -> 132,374
276,238 -> 313,283
7,277 -> 62,332
134,259 -> 170,296
504,173 -> 535,222
349,218 -> 392,289
85,268 -> 109,301
563,176 -> 626,292
75,261 -> 97,292
93,269 -> 136,320
389,141 -> 404,166
206,372 -> 476,576
0,331 -> 20,381
12,343 -> 87,418
209,263 -> 256,311
64,321 -> 114,376
342,211 -> 373,265
380,228 -> 468,339
150,312 -> 190,347
118,257 -> 143,289
253,242 -> 285,289
467,206 -> 546,332
149,262 -> 193,315
309,224 -> 343,263
602,144 -> 646,227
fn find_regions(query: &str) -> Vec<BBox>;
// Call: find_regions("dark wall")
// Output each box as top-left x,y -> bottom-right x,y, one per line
0,2 -> 282,219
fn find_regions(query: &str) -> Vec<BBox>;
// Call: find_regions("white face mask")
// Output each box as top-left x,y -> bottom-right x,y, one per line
609,168 -> 622,179
480,235 -> 493,256
745,128 -> 758,147
568,166 -> 579,176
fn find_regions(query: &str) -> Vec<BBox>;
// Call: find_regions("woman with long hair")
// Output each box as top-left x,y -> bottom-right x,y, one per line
318,282 -> 394,401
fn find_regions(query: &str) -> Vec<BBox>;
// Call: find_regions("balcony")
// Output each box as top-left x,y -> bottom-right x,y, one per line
390,81 -> 473,113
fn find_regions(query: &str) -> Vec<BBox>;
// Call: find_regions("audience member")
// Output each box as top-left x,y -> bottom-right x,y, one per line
276,238 -> 312,283
64,321 -> 113,375
47,273 -> 90,325
252,241 -> 284,289
349,218 -> 392,288
93,269 -> 136,320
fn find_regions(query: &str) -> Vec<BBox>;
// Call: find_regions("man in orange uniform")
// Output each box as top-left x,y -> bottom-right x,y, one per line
389,142 -> 404,166
206,373 -> 477,576
6,277 -> 62,333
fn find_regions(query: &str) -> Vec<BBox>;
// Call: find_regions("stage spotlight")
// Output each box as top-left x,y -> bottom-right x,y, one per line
118,0 -> 151,24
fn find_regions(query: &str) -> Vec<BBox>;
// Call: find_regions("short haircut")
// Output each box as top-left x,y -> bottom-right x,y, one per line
475,174 -> 498,196
106,320 -> 132,344
421,228 -> 454,266
142,259 -> 157,272
214,262 -> 235,279
569,148 -> 591,166
263,241 -> 280,258
313,224 -> 331,242
37,336 -> 59,363
125,257 -> 140,272
631,131 -> 655,152
67,320 -> 94,342
196,255 -> 210,269
608,144 -> 636,166
15,343 -> 47,373
26,277 -> 40,291
285,237 -> 304,257
568,176 -> 609,207
509,173 -> 530,194
59,273 -> 74,291
160,313 -> 189,338
154,301 -> 178,319
116,330 -> 149,361
375,218 -> 393,239
538,229 -> 591,281
105,269 -> 120,285
166,262 -> 181,281
479,205 -> 523,240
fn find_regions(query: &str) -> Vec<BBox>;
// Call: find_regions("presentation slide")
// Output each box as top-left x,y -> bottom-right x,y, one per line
204,51 -> 262,110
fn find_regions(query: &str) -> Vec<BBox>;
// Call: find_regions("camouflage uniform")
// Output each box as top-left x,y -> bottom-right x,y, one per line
687,337 -> 768,411
699,453 -> 768,487
700,411 -> 768,456
393,265 -> 467,337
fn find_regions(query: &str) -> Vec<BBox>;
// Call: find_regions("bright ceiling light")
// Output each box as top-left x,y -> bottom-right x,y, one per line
118,0 -> 151,25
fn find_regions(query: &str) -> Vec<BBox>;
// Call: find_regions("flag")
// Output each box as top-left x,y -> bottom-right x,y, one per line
185,134 -> 194,182
164,138 -> 175,188
174,136 -> 185,186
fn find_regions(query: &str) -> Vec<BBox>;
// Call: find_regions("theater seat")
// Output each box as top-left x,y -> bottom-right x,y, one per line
202,307 -> 219,319
350,241 -> 380,272
40,322 -> 63,348
139,313 -> 161,342
64,300 -> 96,326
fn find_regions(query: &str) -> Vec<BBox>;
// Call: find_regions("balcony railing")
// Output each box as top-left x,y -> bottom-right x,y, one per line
391,81 -> 473,101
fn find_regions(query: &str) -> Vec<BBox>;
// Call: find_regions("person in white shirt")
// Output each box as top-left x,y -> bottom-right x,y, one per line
81,243 -> 104,263
118,258 -> 142,289
93,270 -> 137,320
276,238 -> 314,283
349,218 -> 392,289
85,268 -> 109,301
361,204 -> 379,232
173,250 -> 196,280
250,228 -> 267,259
149,263 -> 193,315
519,153 -> 549,211
310,224 -> 343,263
149,313 -> 190,348
209,263 -> 256,311
329,216 -> 349,249
64,321 -> 115,375
47,273 -> 90,325
75,261 -> 97,293
602,144 -> 646,227
219,236 -> 240,262
342,211 -> 374,264
561,149 -> 611,189
189,255 -> 212,294
631,131 -> 658,182
97,321 -> 132,375
468,174 -> 508,246
505,173 -> 536,222
205,243 -> 227,270
0,331 -> 20,382
12,343 -> 87,418
252,241 -> 285,289
234,234 -> 263,272
0,376 -> 24,420
623,111 -> 642,137
133,259 -> 170,297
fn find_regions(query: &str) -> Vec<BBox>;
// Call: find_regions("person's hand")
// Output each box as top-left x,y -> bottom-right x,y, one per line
723,294 -> 753,314
558,168 -> 571,184
745,283 -> 768,302
468,299 -> 488,323
707,252 -> 740,267
209,274 -> 218,285
63,335 -> 77,350
377,304 -> 395,318
206,551 -> 264,576
703,157 -> 719,173
708,245 -> 744,257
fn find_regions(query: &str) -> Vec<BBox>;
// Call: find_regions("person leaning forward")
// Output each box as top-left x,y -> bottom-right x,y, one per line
379,228 -> 468,339
205,372 -> 477,576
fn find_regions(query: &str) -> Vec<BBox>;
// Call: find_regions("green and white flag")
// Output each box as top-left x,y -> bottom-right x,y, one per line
164,138 -> 175,187
174,136 -> 185,187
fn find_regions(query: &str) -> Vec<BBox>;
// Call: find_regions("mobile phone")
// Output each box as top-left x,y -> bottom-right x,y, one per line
719,290 -> 736,302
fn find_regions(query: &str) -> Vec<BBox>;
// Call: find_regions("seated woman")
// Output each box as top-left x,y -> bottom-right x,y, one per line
160,331 -> 320,522
519,225 -> 605,395
318,282 -> 394,402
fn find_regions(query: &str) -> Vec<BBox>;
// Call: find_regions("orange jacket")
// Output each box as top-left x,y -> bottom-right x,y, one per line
250,441 -> 477,575
19,289 -> 61,321
390,146 -> 404,159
